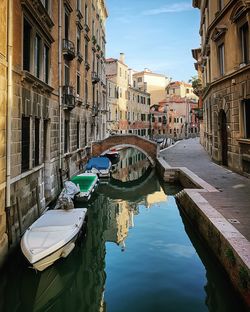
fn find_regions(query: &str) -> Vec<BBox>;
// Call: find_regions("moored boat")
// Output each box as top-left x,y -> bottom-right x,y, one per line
102,149 -> 120,164
71,172 -> 99,200
85,156 -> 111,178
21,208 -> 87,271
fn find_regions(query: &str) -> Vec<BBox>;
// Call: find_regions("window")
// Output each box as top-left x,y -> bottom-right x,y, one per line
77,28 -> 81,54
65,11 -> 69,39
186,89 -> 190,94
173,88 -> 175,94
218,0 -> 224,11
77,74 -> 80,95
243,100 -> 250,138
34,35 -> 42,78
85,80 -> 88,102
240,23 -> 249,64
77,0 -> 81,11
22,116 -> 30,172
218,43 -> 225,76
35,118 -> 40,166
137,77 -> 142,83
23,17 -> 51,83
44,45 -> 49,84
43,119 -> 49,161
85,40 -> 88,62
84,122 -> 87,146
23,19 -> 31,71
41,0 -> 49,11
64,62 -> 70,85
77,121 -> 80,149
85,5 -> 88,25
64,120 -> 69,153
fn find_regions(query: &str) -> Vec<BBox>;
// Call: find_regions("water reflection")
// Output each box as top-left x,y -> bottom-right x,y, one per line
112,147 -> 150,183
0,148 -> 246,312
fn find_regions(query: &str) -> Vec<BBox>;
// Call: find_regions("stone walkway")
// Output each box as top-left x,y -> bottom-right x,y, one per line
160,138 -> 250,241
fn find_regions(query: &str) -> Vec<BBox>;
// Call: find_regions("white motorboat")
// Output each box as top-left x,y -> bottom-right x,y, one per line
21,208 -> 87,271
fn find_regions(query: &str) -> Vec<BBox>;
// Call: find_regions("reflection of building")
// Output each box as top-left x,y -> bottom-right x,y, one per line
112,148 -> 150,182
104,200 -> 134,248
193,0 -> 250,175
146,189 -> 167,208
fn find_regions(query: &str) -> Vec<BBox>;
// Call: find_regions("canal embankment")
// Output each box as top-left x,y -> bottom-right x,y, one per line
157,138 -> 250,308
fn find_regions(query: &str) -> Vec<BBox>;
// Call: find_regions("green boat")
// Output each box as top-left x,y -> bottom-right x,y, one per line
71,173 -> 99,200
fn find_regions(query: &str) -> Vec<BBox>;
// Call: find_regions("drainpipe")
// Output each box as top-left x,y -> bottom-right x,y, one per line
58,0 -> 63,188
6,0 -> 13,245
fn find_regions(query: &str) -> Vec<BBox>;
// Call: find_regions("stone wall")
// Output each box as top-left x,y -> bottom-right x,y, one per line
203,67 -> 250,175
0,0 -> 7,265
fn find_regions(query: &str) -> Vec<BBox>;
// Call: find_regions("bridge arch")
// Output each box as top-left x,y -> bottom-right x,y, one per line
91,135 -> 158,166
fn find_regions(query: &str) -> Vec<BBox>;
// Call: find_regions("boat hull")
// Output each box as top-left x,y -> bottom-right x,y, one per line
21,208 -> 87,271
32,237 -> 77,272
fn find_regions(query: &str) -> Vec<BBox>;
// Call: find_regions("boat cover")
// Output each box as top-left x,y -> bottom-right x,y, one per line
86,157 -> 111,171
21,209 -> 87,264
71,173 -> 98,193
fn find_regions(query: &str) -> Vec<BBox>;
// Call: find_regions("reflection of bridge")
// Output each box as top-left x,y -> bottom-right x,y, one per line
91,135 -> 158,165
97,168 -> 158,202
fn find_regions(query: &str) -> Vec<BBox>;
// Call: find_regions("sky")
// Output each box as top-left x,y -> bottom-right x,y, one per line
105,0 -> 200,82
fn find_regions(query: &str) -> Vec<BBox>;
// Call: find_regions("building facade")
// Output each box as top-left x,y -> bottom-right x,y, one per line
193,0 -> 250,176
0,0 -> 8,265
106,54 -> 150,136
133,69 -> 170,106
0,0 -> 108,263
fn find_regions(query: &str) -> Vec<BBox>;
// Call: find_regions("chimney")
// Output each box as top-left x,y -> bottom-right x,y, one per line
119,53 -> 125,64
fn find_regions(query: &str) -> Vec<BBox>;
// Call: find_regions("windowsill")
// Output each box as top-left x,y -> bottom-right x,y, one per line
22,71 -> 54,93
238,138 -> 250,144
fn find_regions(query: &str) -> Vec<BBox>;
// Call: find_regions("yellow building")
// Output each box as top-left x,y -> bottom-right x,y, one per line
133,69 -> 170,106
166,81 -> 198,102
193,0 -> 250,176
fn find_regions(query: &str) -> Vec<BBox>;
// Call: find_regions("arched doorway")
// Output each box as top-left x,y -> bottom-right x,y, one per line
218,109 -> 228,166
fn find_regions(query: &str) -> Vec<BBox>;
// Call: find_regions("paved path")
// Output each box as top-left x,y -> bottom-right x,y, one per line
160,138 -> 250,241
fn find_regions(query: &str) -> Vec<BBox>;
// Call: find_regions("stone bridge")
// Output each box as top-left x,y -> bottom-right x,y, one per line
91,135 -> 158,165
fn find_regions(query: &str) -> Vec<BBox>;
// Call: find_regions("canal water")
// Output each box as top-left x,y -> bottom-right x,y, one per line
0,148 -> 246,312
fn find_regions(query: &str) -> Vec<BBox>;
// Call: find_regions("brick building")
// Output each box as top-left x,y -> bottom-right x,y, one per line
0,0 -> 108,263
193,0 -> 250,176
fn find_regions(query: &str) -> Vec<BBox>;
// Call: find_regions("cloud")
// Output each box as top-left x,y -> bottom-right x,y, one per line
142,2 -> 192,16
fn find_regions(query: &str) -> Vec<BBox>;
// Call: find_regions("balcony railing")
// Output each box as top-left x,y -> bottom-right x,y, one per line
62,86 -> 75,110
92,71 -> 100,84
62,39 -> 75,60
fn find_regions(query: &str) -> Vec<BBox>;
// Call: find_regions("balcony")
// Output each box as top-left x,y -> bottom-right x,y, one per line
62,86 -> 75,110
92,72 -> 100,84
62,39 -> 75,60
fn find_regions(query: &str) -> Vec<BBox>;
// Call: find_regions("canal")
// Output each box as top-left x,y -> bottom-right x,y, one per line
0,148 -> 246,312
